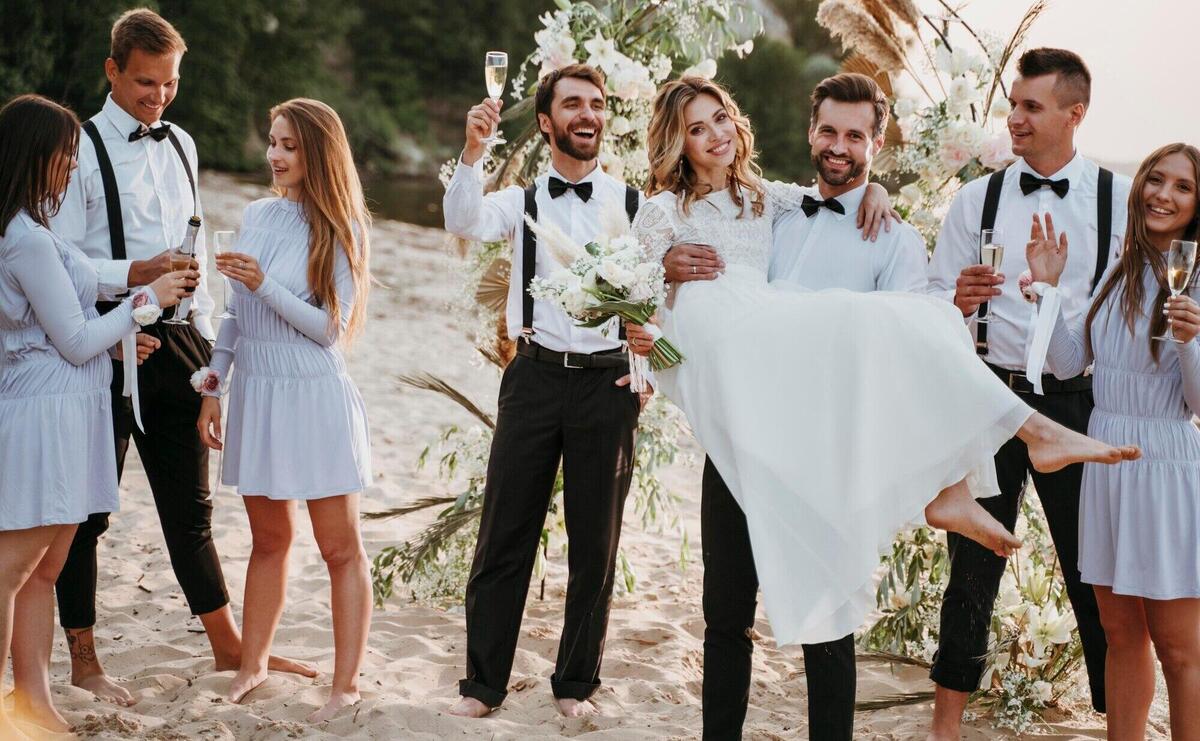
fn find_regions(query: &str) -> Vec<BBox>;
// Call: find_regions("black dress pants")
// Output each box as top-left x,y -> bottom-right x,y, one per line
930,381 -> 1107,712
458,353 -> 639,707
55,320 -> 229,629
701,458 -> 856,741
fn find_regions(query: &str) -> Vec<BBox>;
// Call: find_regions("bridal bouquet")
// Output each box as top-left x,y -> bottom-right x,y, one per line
524,202 -> 683,391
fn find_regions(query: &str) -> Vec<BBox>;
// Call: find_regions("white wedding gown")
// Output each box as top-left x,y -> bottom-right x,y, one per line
634,184 -> 1033,646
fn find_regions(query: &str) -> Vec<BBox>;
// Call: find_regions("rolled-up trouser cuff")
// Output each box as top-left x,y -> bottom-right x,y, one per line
551,676 -> 600,701
929,653 -> 984,694
458,678 -> 506,708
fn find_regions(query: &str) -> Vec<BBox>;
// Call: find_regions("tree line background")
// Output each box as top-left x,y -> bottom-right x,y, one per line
0,0 -> 843,186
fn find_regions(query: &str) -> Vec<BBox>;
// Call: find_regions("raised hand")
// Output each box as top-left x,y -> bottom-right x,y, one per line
663,243 -> 724,283
463,98 -> 503,166
1026,212 -> 1068,286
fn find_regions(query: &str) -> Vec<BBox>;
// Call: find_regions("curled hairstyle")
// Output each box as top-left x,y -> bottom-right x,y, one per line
645,76 -> 764,217
1086,142 -> 1200,361
0,94 -> 80,237
534,64 -> 607,144
269,98 -> 372,344
110,8 -> 187,70
1017,48 -> 1091,109
810,72 -> 890,138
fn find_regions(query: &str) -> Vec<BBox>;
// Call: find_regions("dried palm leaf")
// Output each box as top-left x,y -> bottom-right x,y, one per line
397,373 -> 495,429
856,650 -> 933,668
871,146 -> 899,174
855,691 -> 935,711
474,257 -> 511,313
363,496 -> 457,520
818,0 -> 908,73
841,53 -> 894,96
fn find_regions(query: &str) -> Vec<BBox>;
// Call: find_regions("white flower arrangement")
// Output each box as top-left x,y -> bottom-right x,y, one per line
130,288 -> 162,326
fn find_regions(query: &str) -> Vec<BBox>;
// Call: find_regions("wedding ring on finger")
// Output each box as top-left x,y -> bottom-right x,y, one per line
692,265 -> 697,275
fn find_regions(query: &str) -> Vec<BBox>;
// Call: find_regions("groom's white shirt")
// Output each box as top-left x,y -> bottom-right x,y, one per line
443,157 -> 640,354
769,182 -> 928,291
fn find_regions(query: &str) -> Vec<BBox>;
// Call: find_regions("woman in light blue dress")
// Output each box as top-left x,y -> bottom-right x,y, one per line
1031,143 -> 1200,740
0,94 -> 190,737
195,98 -> 372,723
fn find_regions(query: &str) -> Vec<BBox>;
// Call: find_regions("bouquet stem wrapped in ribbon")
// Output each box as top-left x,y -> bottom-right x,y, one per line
523,202 -> 683,393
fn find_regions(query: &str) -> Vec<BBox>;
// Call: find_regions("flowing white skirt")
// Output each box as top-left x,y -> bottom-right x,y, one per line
657,266 -> 1032,645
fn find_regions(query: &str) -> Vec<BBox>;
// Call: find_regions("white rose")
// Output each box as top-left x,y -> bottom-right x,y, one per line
938,139 -> 972,174
535,29 -> 577,71
610,116 -> 633,137
899,183 -> 922,206
979,134 -> 1015,170
947,78 -> 978,115
683,58 -> 717,80
597,259 -> 634,289
1032,680 -> 1053,705
989,96 -> 1011,119
132,304 -> 162,326
893,97 -> 919,119
609,61 -> 652,101
599,150 -> 625,180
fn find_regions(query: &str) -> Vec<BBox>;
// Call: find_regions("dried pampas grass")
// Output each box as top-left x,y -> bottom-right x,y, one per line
818,0 -> 909,73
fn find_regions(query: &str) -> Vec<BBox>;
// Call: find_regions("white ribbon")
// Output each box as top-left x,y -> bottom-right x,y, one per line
626,322 -> 662,394
121,330 -> 146,433
1024,282 -> 1061,396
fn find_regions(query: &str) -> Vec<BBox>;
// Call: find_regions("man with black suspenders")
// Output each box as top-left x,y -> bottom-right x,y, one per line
925,48 -> 1131,739
50,8 -> 312,705
442,63 -> 649,719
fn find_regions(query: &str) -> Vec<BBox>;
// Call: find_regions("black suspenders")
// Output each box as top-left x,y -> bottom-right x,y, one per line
520,182 -> 640,343
81,118 -> 199,265
974,165 -> 1113,356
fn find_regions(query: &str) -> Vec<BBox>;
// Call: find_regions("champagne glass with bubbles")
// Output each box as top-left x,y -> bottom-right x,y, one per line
978,228 -> 1004,325
1153,239 -> 1198,343
483,51 -> 508,146
212,230 -> 235,320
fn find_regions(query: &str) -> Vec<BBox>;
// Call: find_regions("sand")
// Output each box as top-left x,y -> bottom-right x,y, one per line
12,172 -> 1171,740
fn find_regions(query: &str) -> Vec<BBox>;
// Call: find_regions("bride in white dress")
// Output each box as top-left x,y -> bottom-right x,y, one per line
626,77 -> 1140,646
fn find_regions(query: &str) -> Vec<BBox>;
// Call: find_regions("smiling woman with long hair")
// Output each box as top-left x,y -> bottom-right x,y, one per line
195,97 -> 372,724
627,77 -> 1141,661
0,93 -> 189,736
1032,142 -> 1200,740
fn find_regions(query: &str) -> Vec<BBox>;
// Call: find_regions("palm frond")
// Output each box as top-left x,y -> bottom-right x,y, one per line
855,691 -> 934,712
474,257 -> 511,313
856,650 -> 933,668
363,496 -> 458,520
397,373 -> 495,429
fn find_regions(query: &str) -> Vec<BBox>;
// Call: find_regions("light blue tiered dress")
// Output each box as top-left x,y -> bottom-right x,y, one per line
1047,262 -> 1200,599
0,212 -> 149,530
209,197 -> 371,500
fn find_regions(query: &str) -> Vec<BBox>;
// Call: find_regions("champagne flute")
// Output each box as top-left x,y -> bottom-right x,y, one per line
482,51 -> 508,146
162,248 -> 196,325
212,230 -> 235,320
1153,239 -> 1198,343
978,228 -> 1004,325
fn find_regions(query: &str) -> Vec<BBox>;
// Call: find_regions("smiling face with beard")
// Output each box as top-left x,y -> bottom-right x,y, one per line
807,98 -> 882,192
538,76 -> 606,163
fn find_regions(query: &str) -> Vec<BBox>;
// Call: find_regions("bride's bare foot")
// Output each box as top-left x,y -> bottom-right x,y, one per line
0,710 -> 30,741
556,698 -> 597,717
227,669 -> 268,704
74,672 -> 136,707
11,692 -> 70,734
307,689 -> 360,723
925,481 -> 1021,558
448,696 -> 493,718
1020,413 -> 1141,473
214,651 -> 319,679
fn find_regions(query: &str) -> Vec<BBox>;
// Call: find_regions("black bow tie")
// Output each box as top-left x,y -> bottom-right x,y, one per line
548,176 -> 593,202
1019,172 -> 1070,198
129,123 -> 171,143
800,194 -> 845,218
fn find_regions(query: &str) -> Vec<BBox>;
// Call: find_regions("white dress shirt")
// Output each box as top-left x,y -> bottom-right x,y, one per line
52,95 -> 215,341
769,183 -> 928,291
927,152 -> 1130,370
443,157 -> 641,353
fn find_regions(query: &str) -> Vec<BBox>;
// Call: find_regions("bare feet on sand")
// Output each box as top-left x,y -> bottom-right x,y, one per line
0,712 -> 30,741
1021,414 -> 1140,473
925,481 -> 1022,558
11,692 -> 70,734
556,698 -> 598,717
227,670 -> 269,704
74,672 -> 136,707
448,696 -> 493,718
307,690 -> 360,723
214,653 -> 318,678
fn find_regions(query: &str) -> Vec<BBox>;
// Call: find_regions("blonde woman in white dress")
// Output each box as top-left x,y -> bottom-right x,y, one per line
625,77 -> 1140,650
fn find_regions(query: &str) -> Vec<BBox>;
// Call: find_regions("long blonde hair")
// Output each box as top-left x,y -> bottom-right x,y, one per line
1086,142 -> 1200,362
645,76 -> 765,217
269,98 -> 371,344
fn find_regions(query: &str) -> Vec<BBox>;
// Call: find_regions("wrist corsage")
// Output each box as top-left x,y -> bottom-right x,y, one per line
131,288 -> 162,326
190,366 -> 221,395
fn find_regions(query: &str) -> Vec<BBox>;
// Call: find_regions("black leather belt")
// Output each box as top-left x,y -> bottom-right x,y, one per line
516,341 -> 628,369
986,363 -> 1091,395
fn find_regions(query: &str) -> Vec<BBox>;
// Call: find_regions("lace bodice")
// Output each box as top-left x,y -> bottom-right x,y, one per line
632,181 -> 803,276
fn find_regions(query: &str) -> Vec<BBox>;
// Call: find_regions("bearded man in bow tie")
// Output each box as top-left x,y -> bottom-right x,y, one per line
924,47 -> 1132,740
442,63 -> 650,719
